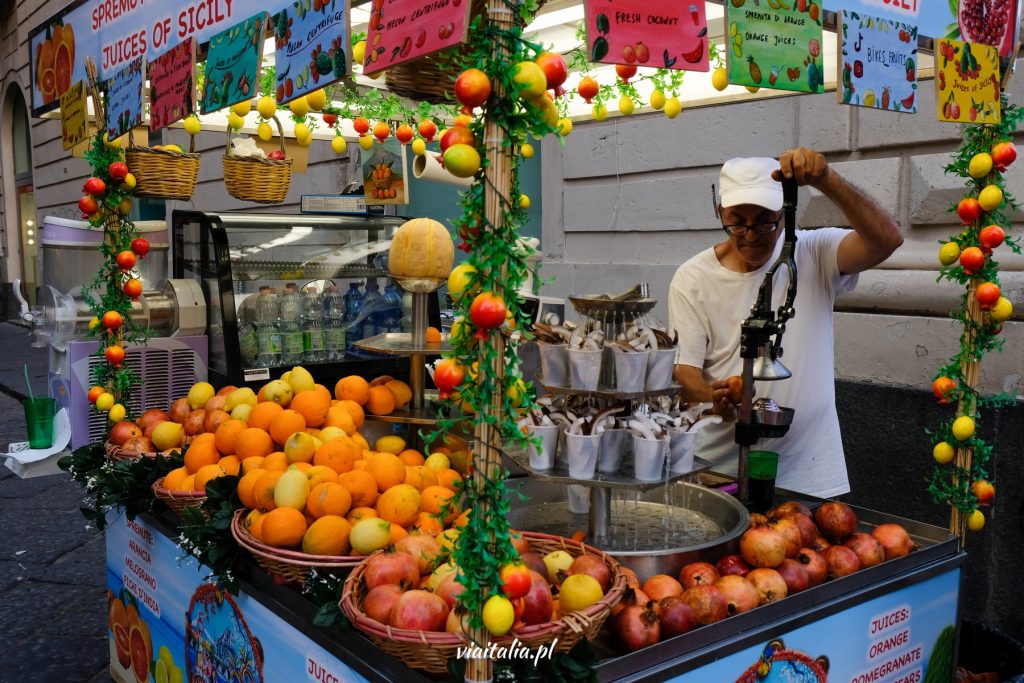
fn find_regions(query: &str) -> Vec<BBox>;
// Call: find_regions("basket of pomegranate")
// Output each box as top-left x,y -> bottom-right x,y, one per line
340,529 -> 627,674
606,500 -> 919,654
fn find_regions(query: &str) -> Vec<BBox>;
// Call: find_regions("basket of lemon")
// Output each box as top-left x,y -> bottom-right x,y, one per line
124,128 -> 201,201
222,115 -> 292,204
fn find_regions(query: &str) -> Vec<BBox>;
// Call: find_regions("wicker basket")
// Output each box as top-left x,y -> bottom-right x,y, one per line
152,477 -> 207,515
222,115 -> 292,204
231,509 -> 360,585
340,531 -> 626,674
104,440 -> 161,462
124,131 -> 200,200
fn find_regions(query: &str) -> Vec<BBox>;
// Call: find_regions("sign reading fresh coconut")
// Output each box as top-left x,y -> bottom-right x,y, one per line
725,0 -> 825,93
935,38 -> 1000,124
583,0 -> 710,71
838,11 -> 919,113
362,0 -> 472,76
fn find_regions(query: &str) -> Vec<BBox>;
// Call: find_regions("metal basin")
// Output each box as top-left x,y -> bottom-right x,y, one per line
507,478 -> 748,582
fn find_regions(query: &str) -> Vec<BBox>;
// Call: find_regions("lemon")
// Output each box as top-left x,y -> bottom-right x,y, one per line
969,153 -> 994,179
664,97 -> 682,119
287,366 -> 315,394
257,122 -> 273,141
103,132 -> 126,149
289,96 -> 310,118
231,100 -> 251,117
559,574 -> 604,613
557,118 -> 573,136
170,665 -> 184,683
506,378 -> 527,407
331,136 -> 347,154
448,263 -> 478,302
359,135 -> 374,150
353,40 -> 367,66
297,134 -> 312,148
593,103 -> 608,121
990,296 -> 1012,322
978,185 -> 1003,211
257,95 -> 277,119
521,142 -> 535,158
442,143 -> 481,178
158,645 -> 175,670
183,116 -> 202,135
712,67 -> 729,92
108,403 -> 126,423
411,138 -> 426,155
274,467 -> 311,509
519,193 -> 530,210
89,316 -> 101,331
938,242 -> 961,266
96,392 -> 115,412
425,452 -> 450,472
154,659 -> 169,683
967,508 -> 985,531
729,21 -> 739,36
933,441 -> 955,464
228,112 -> 245,130
951,415 -> 975,441
375,435 -> 406,455
746,85 -> 760,94
118,198 -> 132,215
189,382 -> 216,410
619,96 -> 635,115
482,595 -> 515,636
649,90 -> 666,110
350,517 -> 392,555
123,173 -> 136,190
285,431 -> 318,464
293,123 -> 310,141
306,89 -> 327,111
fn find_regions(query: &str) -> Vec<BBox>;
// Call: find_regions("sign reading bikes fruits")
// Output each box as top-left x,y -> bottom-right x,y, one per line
272,0 -> 352,105
725,0 -> 825,94
361,0 -> 472,76
838,11 -> 919,113
935,37 -> 1001,123
583,0 -> 710,72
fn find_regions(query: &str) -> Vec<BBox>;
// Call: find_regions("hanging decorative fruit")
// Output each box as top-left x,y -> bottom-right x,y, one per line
470,292 -> 508,333
373,121 -> 391,143
105,345 -> 126,366
83,177 -> 106,195
123,278 -> 143,300
455,68 -> 492,110
78,196 -> 99,216
512,61 -> 547,99
322,113 -> 337,127
938,242 -> 961,265
975,282 -> 1001,309
578,76 -> 599,104
108,161 -> 129,181
440,126 -> 475,153
353,116 -> 370,135
130,237 -> 150,258
102,311 -> 123,330
931,376 -> 957,404
616,64 -> 638,83
989,297 -> 1012,322
979,225 -> 1005,251
433,359 -> 467,398
972,479 -> 995,504
956,198 -> 982,224
395,124 -> 414,145
116,250 -> 138,271
535,52 -> 568,96
958,246 -> 985,274
978,185 -> 1003,211
990,141 -> 1016,170
87,385 -> 106,404
418,119 -> 438,141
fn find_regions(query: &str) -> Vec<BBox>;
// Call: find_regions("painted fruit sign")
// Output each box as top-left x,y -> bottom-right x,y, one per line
725,0 -> 825,94
31,19 -> 77,112
583,0 -> 709,72
149,38 -> 197,133
935,38 -> 1000,123
362,0 -> 472,76
200,13 -> 268,114
105,57 -> 146,140
362,138 -> 408,205
60,81 -> 88,151
273,0 -> 352,104
838,11 -> 919,113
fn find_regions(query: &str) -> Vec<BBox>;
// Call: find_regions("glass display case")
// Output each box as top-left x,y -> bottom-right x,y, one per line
172,210 -> 440,389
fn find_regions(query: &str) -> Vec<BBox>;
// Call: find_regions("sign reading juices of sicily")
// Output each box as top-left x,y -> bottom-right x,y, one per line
725,0 -> 825,94
935,38 -> 1000,124
583,0 -> 709,71
362,0 -> 472,76
200,12 -> 268,114
60,80 -> 88,150
149,38 -> 197,132
838,11 -> 918,113
105,56 -> 146,140
272,0 -> 352,104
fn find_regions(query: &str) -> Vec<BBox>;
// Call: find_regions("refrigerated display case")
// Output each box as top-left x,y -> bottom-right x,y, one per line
172,210 -> 441,389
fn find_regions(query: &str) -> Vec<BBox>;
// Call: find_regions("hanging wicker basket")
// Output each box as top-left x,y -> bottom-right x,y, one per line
124,130 -> 201,200
339,531 -> 626,674
152,477 -> 207,515
222,115 -> 292,204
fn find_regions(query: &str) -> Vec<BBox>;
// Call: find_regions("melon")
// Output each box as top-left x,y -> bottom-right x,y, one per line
387,218 -> 454,282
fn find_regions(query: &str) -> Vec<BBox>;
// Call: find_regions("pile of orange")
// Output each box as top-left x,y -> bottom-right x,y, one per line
335,374 -> 412,416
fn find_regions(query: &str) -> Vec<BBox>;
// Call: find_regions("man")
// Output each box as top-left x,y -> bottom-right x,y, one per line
668,148 -> 903,497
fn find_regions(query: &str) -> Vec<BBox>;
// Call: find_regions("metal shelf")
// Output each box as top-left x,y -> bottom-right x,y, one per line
355,333 -> 451,356
504,446 -> 712,492
363,404 -> 442,426
541,382 -> 683,400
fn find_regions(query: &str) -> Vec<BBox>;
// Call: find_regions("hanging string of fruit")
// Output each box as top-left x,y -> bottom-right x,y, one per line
927,94 -> 1023,538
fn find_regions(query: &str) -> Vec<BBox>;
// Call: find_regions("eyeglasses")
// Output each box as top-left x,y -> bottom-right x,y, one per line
722,221 -> 780,237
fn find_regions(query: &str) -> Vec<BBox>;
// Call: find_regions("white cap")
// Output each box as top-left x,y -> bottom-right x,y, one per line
719,157 -> 783,211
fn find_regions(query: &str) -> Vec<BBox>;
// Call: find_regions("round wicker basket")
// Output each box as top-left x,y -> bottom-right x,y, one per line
152,477 -> 207,515
222,115 -> 292,204
124,132 -> 200,200
104,440 -> 162,462
340,531 -> 626,674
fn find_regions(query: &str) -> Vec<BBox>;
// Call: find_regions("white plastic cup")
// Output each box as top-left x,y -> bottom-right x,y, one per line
565,432 -> 601,479
613,350 -> 649,393
538,342 -> 569,386
567,348 -> 603,391
598,428 -> 629,473
646,348 -> 677,390
632,435 -> 668,482
668,428 -> 699,474
567,484 -> 590,514
526,423 -> 559,471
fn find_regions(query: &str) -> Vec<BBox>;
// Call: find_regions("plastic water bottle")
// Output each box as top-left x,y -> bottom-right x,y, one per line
278,285 -> 304,364
400,291 -> 413,333
302,286 -> 327,363
255,287 -> 281,367
381,284 -> 403,333
344,282 -> 364,352
323,285 -> 346,361
362,280 -> 384,339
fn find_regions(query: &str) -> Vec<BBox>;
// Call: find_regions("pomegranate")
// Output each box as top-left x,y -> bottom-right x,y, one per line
958,0 -> 1017,57
169,397 -> 191,424
364,548 -> 420,590
183,409 -> 206,436
871,523 -> 916,561
714,575 -> 760,615
619,566 -> 641,588
679,562 -> 721,589
509,530 -> 530,555
748,512 -> 770,526
812,536 -> 831,553
611,603 -> 660,651
363,584 -> 404,623
642,574 -> 683,601
844,532 -> 885,568
769,501 -> 812,518
137,409 -> 170,432
569,554 -> 612,593
822,545 -> 861,579
769,518 -> 802,558
122,436 -> 153,454
795,548 -> 827,587
746,568 -> 788,605
781,513 -> 819,548
740,522 -> 787,568
680,584 -> 729,625
434,572 -> 466,609
203,409 -> 231,435
395,534 -> 442,575
814,502 -> 858,543
611,585 -> 650,617
716,554 -> 751,577
521,551 -> 548,579
520,570 -> 554,625
389,590 -> 449,631
217,385 -> 237,396
446,607 -> 469,634
657,596 -> 696,638
205,395 -> 227,413
776,559 -> 810,594
109,421 -> 143,446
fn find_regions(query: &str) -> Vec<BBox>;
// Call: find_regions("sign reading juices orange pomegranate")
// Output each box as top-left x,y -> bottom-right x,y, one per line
583,0 -> 709,71
362,0 -> 472,76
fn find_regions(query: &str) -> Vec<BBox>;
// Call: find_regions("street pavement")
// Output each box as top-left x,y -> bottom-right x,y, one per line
0,322 -> 112,682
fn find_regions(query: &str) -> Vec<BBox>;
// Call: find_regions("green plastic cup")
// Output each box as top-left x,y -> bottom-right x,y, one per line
749,450 -> 780,479
22,397 -> 57,449
747,450 -> 779,512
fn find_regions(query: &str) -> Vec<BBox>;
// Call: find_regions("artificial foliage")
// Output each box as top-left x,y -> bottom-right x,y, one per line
177,475 -> 245,592
926,94 -> 1023,531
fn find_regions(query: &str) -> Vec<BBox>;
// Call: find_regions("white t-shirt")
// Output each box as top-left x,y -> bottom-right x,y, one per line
667,228 -> 857,498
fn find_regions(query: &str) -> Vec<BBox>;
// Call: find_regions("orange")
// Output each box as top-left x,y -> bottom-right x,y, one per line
351,431 -> 370,450
366,386 -> 396,416
390,523 -> 409,543
313,383 -> 333,403
385,380 -> 412,409
335,376 -> 370,405
244,509 -> 265,540
292,390 -> 330,427
338,470 -> 379,508
437,469 -> 463,490
214,419 -> 248,456
313,437 -> 361,474
353,460 -> 367,471
370,375 -> 395,387
399,449 -> 425,467
306,482 -> 352,519
421,485 -> 456,516
404,466 -> 438,491
163,466 -> 190,491
454,509 -> 472,528
184,434 -> 219,474
366,452 -> 406,492
346,506 -> 378,524
262,451 -> 289,471
239,456 -> 265,475
414,511 -> 444,535
376,483 -> 422,527
237,468 -> 267,509
218,455 -> 241,477
176,474 -> 196,493
425,327 -> 442,343
324,406 -> 357,435
248,402 -> 283,431
261,507 -> 308,548
292,462 -> 313,474
236,428 -> 275,459
254,470 -> 284,511
306,466 -> 339,489
194,463 -> 227,492
338,400 -> 365,427
269,409 -> 306,446
302,515 -> 352,556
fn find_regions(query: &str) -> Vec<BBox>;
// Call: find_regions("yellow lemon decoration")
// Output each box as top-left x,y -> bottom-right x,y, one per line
990,296 -> 1012,322
932,441 -> 955,465
969,153 -> 994,179
978,185 -> 1003,211
228,113 -> 245,130
712,67 -> 729,91
293,123 -> 310,141
231,100 -> 251,117
412,138 -> 426,155
353,40 -> 367,66
289,96 -> 310,118
664,97 -> 682,119
557,118 -> 573,136
951,415 -> 975,441
122,173 -> 136,191
306,89 -> 327,111
938,242 -> 961,266
331,136 -> 347,154
967,509 -> 985,531
593,103 -> 608,121
521,142 -> 534,158
257,96 -> 277,119
650,90 -> 666,110
183,116 -> 201,135
359,135 -> 374,150
257,122 -> 273,141
619,96 -> 635,115
108,403 -> 126,423
519,194 -> 530,210
96,392 -> 115,412
482,595 -> 515,636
